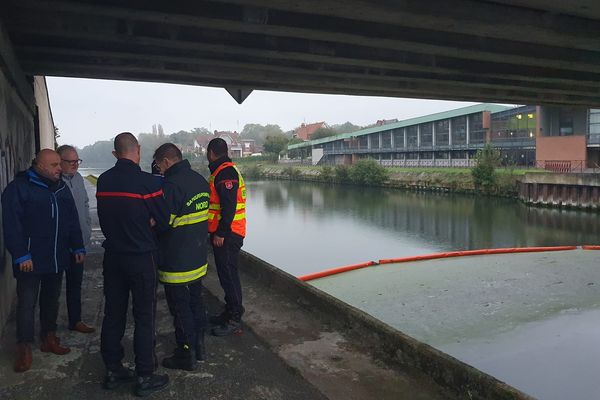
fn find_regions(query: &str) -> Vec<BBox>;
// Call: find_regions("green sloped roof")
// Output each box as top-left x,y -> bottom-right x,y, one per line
287,103 -> 513,150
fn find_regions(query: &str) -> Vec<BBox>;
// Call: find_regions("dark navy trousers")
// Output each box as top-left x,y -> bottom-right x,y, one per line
16,271 -> 63,343
164,280 -> 206,347
100,251 -> 158,376
212,233 -> 244,320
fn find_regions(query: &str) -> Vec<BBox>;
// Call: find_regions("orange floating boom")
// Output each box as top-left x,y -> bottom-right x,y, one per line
298,261 -> 377,281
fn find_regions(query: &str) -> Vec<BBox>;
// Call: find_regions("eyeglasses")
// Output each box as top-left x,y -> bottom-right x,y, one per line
62,159 -> 83,166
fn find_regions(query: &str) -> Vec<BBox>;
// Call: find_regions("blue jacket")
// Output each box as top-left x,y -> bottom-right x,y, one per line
1,168 -> 85,276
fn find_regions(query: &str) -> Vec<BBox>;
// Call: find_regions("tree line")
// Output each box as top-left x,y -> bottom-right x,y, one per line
76,121 -> 364,167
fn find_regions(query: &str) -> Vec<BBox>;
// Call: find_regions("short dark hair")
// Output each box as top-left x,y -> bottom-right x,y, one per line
114,132 -> 138,155
56,144 -> 76,156
153,143 -> 182,162
207,138 -> 228,158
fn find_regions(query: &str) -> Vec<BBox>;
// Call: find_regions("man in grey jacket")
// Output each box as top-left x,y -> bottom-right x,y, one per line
58,145 -> 94,333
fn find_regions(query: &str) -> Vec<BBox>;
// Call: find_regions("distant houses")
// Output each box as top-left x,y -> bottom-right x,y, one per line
293,122 -> 326,141
191,130 -> 261,158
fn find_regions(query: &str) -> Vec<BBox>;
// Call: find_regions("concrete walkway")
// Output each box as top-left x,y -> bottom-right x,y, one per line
0,251 -> 328,400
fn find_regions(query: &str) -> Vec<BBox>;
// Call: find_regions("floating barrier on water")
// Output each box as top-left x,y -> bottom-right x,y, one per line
299,246 -> 580,281
297,261 -> 377,281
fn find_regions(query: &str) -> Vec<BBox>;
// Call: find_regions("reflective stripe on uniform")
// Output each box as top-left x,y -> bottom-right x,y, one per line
209,203 -> 245,211
169,210 -> 209,227
158,263 -> 208,284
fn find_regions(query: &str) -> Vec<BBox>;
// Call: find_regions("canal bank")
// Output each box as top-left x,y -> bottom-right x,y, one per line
237,163 -> 531,199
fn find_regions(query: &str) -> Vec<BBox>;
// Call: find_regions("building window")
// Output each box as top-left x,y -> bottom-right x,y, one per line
406,152 -> 418,160
359,136 -> 369,149
469,113 -> 485,144
393,129 -> 405,149
381,153 -> 392,160
452,116 -> 467,145
370,134 -> 380,149
420,123 -> 433,147
590,109 -> 600,135
435,151 -> 449,159
420,152 -> 433,159
491,107 -> 536,141
381,131 -> 392,149
435,120 -> 449,146
406,125 -> 418,148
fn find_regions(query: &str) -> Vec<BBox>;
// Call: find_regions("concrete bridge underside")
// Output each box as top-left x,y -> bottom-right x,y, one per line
2,0 -> 600,106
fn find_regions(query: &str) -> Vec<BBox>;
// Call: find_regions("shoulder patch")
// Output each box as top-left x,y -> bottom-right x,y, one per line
225,181 -> 233,189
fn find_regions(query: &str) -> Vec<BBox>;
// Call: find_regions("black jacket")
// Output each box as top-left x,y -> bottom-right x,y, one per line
157,160 -> 209,284
1,168 -> 85,276
208,156 -> 241,238
96,159 -> 169,253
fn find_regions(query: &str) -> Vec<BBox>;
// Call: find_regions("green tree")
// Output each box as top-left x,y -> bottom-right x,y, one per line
331,122 -> 361,134
240,124 -> 284,146
349,159 -> 389,185
472,144 -> 502,193
263,134 -> 289,155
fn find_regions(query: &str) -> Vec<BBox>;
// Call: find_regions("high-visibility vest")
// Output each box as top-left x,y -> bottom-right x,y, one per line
208,162 -> 246,237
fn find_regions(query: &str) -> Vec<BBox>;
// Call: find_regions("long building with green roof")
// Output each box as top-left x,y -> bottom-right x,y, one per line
287,103 -> 542,167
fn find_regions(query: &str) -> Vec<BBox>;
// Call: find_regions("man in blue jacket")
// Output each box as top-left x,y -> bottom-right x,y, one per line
1,149 -> 86,373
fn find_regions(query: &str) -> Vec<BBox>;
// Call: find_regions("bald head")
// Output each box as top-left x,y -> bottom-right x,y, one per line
34,149 -> 62,181
113,132 -> 141,164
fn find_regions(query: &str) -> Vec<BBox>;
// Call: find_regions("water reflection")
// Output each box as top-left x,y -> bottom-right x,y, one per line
245,180 -> 599,275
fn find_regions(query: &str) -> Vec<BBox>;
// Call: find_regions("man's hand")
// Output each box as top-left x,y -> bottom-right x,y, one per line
75,253 -> 85,264
149,217 -> 156,227
19,260 -> 33,272
212,235 -> 225,247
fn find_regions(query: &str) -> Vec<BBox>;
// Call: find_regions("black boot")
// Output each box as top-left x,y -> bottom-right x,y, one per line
103,365 -> 136,390
211,319 -> 242,337
161,345 -> 196,371
134,373 -> 169,397
196,329 -> 206,361
208,311 -> 229,326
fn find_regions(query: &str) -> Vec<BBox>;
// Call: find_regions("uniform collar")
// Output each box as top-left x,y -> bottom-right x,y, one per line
208,156 -> 232,173
164,159 -> 191,177
115,158 -> 141,171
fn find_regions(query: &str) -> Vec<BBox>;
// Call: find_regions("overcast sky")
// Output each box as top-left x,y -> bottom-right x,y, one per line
47,77 -> 485,148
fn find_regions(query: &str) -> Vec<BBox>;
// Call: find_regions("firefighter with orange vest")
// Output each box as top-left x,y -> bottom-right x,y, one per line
206,138 -> 246,336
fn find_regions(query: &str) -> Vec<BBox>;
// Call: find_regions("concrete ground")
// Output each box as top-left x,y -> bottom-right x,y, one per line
311,249 -> 600,399
0,251 -> 328,400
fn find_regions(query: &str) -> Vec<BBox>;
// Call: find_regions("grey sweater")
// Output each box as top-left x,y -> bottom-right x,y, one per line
62,172 -> 92,248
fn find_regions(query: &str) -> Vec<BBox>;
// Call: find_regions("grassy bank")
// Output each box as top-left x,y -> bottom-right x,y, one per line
237,162 -> 542,197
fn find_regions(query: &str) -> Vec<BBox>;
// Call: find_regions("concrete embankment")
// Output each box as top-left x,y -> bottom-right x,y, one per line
518,172 -> 600,209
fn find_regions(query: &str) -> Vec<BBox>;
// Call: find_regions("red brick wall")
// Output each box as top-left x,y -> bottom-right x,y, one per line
536,135 -> 587,165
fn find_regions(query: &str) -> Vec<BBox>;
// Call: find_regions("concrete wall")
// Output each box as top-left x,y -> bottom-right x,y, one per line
33,76 -> 56,149
535,135 -> 587,164
0,21 -> 39,334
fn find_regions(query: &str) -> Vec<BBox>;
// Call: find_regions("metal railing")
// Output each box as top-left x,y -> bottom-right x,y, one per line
536,160 -> 585,173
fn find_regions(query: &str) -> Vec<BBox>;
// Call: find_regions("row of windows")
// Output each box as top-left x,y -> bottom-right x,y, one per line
590,109 -> 600,135
323,113 -> 487,150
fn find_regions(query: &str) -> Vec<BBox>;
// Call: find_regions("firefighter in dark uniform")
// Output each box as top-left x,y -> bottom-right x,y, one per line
152,143 -> 209,371
96,132 -> 170,397
206,138 -> 247,336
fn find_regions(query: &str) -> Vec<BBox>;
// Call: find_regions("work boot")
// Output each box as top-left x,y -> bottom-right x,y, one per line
208,311 -> 229,326
103,365 -> 136,390
69,321 -> 95,334
134,373 -> 169,397
161,345 -> 196,371
211,319 -> 242,337
40,332 -> 70,355
196,329 -> 206,361
14,343 -> 32,373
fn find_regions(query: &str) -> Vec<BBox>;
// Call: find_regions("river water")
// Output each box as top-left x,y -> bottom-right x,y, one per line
243,180 -> 599,276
